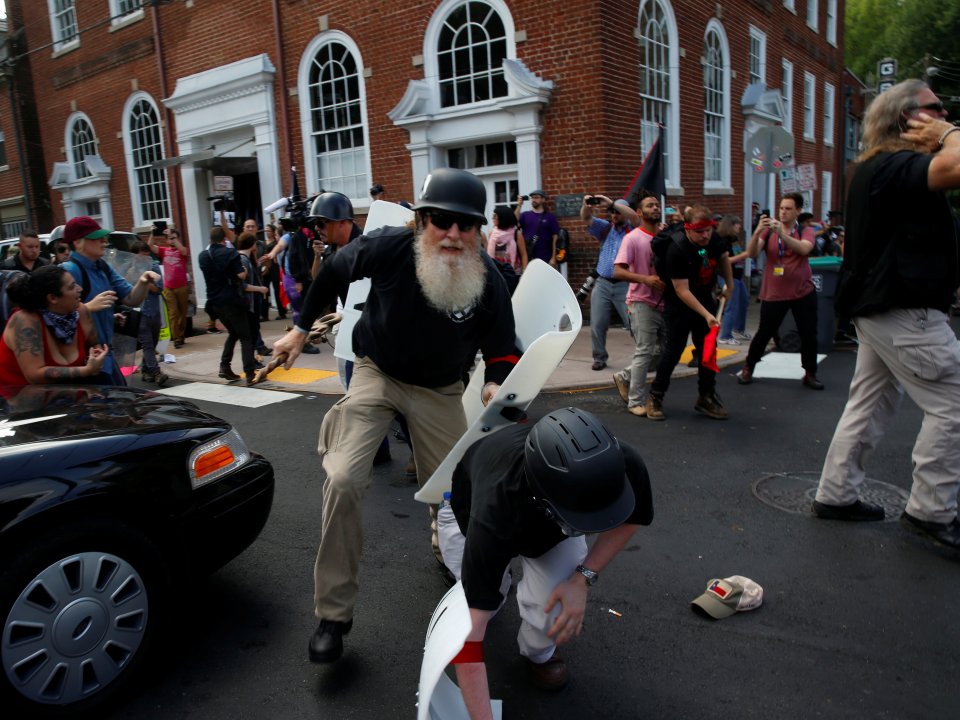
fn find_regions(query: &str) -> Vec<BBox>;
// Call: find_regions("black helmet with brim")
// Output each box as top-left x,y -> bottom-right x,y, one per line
308,191 -> 354,221
411,168 -> 487,224
524,407 -> 635,534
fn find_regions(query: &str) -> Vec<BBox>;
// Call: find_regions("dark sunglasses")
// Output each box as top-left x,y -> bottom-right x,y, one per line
56,246 -> 69,253
424,211 -> 480,232
914,101 -> 945,113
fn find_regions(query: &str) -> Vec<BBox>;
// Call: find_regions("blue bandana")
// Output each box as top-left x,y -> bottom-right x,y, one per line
38,309 -> 80,344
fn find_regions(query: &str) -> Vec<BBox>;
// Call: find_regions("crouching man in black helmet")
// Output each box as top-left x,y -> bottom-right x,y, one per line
271,168 -> 518,664
446,408 -> 653,712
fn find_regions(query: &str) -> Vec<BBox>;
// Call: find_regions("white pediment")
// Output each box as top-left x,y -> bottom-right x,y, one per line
741,83 -> 785,126
49,154 -> 112,190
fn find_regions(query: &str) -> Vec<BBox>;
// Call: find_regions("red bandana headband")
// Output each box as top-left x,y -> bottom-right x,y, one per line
685,219 -> 716,231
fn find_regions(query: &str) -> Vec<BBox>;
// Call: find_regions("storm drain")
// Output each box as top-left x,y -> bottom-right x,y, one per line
752,471 -> 909,523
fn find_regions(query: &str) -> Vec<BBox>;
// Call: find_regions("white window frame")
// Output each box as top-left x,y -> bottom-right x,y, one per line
748,25 -> 767,85
109,0 -> 145,26
121,91 -> 172,227
298,31 -> 373,207
783,0 -> 796,12
823,83 -> 835,146
424,0 -> 517,115
781,58 -> 794,132
702,19 -> 731,192
637,0 -> 682,191
821,171 -> 832,222
48,0 -> 79,52
826,0 -> 837,45
65,112 -> 98,181
807,0 -> 818,32
803,72 -> 816,141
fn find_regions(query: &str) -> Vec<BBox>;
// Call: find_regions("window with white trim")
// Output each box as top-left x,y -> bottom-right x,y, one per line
70,117 -> 97,179
300,35 -> 370,201
110,0 -> 142,23
821,171 -> 832,221
781,59 -> 794,132
49,0 -> 79,50
803,72 -> 816,141
784,0 -> 796,11
807,0 -> 818,31
638,0 -> 679,186
437,2 -> 508,108
447,140 -> 517,169
823,83 -> 835,145
703,24 -> 727,185
748,26 -> 766,85
127,96 -> 170,223
826,0 -> 837,45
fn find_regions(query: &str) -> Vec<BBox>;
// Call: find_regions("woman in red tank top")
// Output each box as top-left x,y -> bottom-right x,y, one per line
0,265 -> 107,385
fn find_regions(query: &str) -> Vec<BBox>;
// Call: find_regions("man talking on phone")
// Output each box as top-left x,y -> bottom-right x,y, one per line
812,80 -> 960,551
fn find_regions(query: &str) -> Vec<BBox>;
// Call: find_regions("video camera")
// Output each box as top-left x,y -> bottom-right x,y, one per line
266,191 -> 322,232
207,191 -> 235,212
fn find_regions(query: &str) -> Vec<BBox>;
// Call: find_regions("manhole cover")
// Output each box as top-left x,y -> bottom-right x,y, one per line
752,472 -> 908,522
546,395 -> 626,414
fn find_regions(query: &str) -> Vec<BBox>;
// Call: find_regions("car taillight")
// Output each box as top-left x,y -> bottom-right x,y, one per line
187,428 -> 250,489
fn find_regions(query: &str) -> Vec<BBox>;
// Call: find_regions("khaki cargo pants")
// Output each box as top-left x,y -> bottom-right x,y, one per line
314,356 -> 467,622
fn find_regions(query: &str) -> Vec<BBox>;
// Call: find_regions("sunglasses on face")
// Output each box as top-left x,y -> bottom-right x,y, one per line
56,246 -> 69,253
914,101 -> 945,113
424,211 -> 480,232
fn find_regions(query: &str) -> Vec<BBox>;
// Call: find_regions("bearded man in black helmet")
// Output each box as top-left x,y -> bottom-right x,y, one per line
272,168 -> 518,663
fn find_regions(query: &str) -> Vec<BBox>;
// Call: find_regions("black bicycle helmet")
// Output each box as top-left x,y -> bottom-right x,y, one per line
524,408 -> 635,534
309,191 -> 354,221
411,168 -> 487,223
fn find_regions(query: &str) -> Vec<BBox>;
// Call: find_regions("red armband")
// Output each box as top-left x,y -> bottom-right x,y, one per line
487,354 -> 520,366
450,641 -> 485,664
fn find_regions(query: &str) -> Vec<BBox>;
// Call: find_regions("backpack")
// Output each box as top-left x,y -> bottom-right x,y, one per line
1,269 -> 25,329
651,222 -> 688,279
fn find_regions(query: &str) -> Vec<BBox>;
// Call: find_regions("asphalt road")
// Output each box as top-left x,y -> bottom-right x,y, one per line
106,348 -> 960,720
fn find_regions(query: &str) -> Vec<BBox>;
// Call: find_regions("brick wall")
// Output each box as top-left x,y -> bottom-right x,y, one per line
9,0 -> 844,291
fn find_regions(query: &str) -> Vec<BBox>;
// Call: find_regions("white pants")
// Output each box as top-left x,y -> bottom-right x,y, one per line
437,504 -> 588,663
816,308 -> 960,523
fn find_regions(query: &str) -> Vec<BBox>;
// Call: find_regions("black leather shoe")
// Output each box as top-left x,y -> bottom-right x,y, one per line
308,619 -> 353,663
899,512 -> 960,550
812,499 -> 885,521
258,346 -> 273,356
591,361 -> 606,371
803,372 -> 825,390
218,367 -> 241,382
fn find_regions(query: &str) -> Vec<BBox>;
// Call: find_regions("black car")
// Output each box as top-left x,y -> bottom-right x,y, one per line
0,385 -> 274,717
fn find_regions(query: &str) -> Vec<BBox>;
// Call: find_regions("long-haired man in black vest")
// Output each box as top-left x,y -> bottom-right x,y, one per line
813,79 -> 960,552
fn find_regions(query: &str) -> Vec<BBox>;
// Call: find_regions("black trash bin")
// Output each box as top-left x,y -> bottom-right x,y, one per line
777,256 -> 842,354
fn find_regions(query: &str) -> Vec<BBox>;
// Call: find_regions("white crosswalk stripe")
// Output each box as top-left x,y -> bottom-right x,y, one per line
155,382 -> 300,408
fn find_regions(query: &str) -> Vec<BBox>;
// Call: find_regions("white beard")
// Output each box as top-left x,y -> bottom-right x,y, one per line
414,229 -> 487,315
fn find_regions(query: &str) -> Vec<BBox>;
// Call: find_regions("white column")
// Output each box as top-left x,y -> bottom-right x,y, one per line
254,120 -> 282,218
97,194 -> 114,232
178,139 -> 210,306
512,127 -> 541,196
406,142 -> 432,200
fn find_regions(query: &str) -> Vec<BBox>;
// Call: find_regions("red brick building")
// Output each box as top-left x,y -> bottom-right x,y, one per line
4,0 -> 845,297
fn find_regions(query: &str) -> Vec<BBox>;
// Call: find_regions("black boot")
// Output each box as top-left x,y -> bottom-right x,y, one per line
308,619 -> 353,663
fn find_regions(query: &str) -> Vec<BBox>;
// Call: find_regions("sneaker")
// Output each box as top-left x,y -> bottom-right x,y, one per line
737,365 -> 754,385
613,373 -> 629,404
734,331 -> 753,340
695,390 -> 728,420
529,649 -> 568,691
899,512 -> 960,549
628,404 -> 647,417
719,337 -> 741,345
812,499 -> 884,522
207,326 -> 223,334
302,345 -> 321,355
308,619 -> 353,663
646,392 -> 665,421
173,340 -> 185,349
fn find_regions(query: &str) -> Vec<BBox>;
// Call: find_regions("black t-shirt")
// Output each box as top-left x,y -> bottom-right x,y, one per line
298,225 -> 517,388
1,254 -> 50,274
663,233 -> 726,307
198,243 -> 245,308
451,424 -> 654,611
721,234 -> 745,280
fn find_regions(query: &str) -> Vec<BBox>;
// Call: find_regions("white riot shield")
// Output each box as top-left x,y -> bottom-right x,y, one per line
417,583 -> 502,720
416,259 -> 581,504
104,248 -> 154,377
334,200 -> 415,362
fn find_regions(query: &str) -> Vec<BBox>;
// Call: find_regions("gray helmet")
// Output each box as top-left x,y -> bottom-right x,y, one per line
49,225 -> 65,243
309,192 -> 354,221
412,168 -> 486,223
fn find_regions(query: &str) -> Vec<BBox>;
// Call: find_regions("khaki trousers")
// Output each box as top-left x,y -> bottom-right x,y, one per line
162,285 -> 189,343
816,308 -> 960,523
616,301 -> 665,407
314,356 -> 467,622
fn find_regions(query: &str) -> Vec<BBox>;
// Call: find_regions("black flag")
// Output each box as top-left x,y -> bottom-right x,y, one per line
624,124 -> 666,208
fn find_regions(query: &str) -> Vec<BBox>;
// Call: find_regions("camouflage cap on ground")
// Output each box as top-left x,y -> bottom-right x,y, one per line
690,575 -> 763,619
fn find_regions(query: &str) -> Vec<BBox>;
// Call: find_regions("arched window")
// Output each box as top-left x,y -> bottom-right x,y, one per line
703,21 -> 730,188
437,1 -> 508,108
637,0 -> 679,186
304,37 -> 368,200
126,96 -> 170,224
70,117 -> 97,180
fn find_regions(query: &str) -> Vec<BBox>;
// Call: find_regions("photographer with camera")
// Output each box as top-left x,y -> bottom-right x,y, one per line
515,190 -> 561,268
148,223 -> 189,349
581,194 -> 641,371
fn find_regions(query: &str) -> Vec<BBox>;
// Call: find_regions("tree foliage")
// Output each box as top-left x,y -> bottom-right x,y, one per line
846,0 -> 960,99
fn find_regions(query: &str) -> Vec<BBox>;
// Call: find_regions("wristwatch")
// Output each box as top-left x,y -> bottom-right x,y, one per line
576,565 -> 599,586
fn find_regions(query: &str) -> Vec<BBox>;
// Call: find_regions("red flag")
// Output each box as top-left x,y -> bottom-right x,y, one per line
279,268 -> 289,310
702,327 -> 720,373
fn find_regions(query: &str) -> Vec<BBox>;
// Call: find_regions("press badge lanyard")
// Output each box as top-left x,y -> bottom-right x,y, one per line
774,225 -> 799,276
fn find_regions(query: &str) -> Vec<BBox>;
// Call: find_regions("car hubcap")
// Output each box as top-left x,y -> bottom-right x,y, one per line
2,552 -> 148,705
